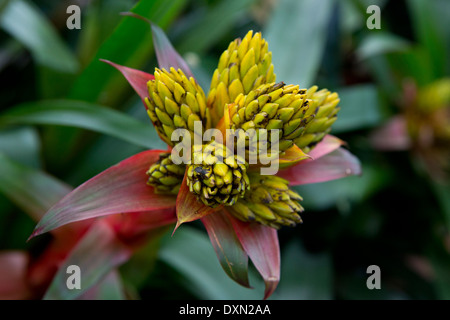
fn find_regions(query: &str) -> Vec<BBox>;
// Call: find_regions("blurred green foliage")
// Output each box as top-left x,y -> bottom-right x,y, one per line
0,0 -> 449,300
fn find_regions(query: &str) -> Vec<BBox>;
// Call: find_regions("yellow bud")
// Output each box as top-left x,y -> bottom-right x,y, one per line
146,68 -> 210,146
207,31 -> 276,126
147,153 -> 185,195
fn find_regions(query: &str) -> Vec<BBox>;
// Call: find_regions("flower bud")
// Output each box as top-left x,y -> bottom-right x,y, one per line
207,30 -> 276,125
228,174 -> 303,229
227,82 -> 314,154
294,86 -> 340,153
145,67 -> 210,146
147,152 -> 185,194
186,141 -> 250,207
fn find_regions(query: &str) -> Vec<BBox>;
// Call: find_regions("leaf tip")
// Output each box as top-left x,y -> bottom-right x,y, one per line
119,11 -> 152,25
171,221 -> 183,237
27,227 -> 42,242
263,277 -> 279,300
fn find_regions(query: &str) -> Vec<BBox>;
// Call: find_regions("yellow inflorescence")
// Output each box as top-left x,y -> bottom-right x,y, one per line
207,30 -> 276,126
144,30 -> 342,228
145,67 -> 210,146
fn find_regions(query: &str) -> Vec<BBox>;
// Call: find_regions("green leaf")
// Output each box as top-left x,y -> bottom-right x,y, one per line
0,99 -> 162,149
159,226 -> 262,299
50,0 -> 187,165
65,100 -> 166,185
0,127 -> 41,168
264,0 -> 334,87
49,0 -> 187,167
428,0 -> 450,74
356,33 -> 411,61
175,0 -> 258,54
0,0 -> 79,73
76,0 -> 136,67
332,84 -> 383,133
272,239 -> 332,300
407,0 -> 448,78
201,211 -> 250,288
386,47 -> 435,87
0,153 -> 71,221
339,0 -> 364,34
68,0 -> 188,104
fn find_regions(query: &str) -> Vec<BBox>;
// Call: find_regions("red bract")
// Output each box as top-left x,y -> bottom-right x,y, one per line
27,22 -> 362,299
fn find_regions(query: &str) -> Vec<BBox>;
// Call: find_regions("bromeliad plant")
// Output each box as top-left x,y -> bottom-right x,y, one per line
371,78 -> 450,183
29,20 -> 361,299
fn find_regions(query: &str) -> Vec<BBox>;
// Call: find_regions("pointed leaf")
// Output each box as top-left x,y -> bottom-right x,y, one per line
151,22 -> 194,78
308,134 -> 346,160
118,12 -> 194,78
0,251 -> 30,300
278,147 -> 362,186
0,99 -> 161,150
159,226 -> 261,299
277,144 -> 312,169
174,172 -> 222,231
264,135 -> 344,178
227,212 -> 280,299
101,59 -> 154,104
68,0 -> 188,103
370,115 -> 412,151
44,221 -> 131,300
0,153 -> 71,222
251,135 -> 343,173
54,1 -> 188,168
201,210 -> 250,288
30,150 -> 176,238
407,0 -> 448,78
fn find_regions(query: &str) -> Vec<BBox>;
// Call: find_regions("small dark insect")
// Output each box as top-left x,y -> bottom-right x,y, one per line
194,166 -> 211,180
